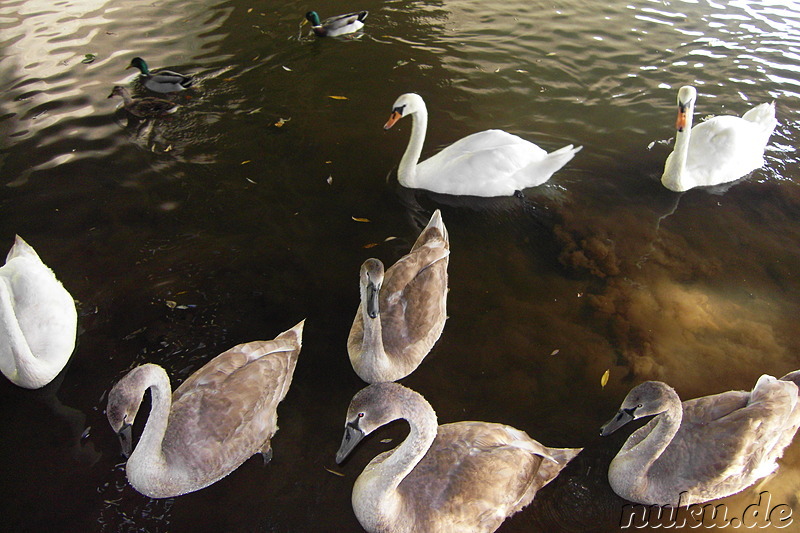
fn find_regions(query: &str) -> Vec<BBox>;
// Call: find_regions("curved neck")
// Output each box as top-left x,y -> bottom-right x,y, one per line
662,108 -> 694,191
617,397 -> 682,482
0,279 -> 40,386
397,106 -> 428,187
127,366 -> 173,478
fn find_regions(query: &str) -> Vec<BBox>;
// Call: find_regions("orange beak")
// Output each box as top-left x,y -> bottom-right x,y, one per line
676,108 -> 687,132
384,111 -> 402,130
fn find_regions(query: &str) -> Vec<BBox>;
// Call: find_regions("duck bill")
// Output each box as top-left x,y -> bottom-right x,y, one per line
600,409 -> 634,436
366,280 -> 380,319
384,111 -> 402,130
117,423 -> 133,458
676,107 -> 688,132
336,424 -> 365,464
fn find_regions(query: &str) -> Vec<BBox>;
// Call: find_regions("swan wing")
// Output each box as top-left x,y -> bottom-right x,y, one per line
398,422 -> 577,530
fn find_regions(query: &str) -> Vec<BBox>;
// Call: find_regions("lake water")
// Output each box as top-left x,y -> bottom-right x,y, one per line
1,0 -> 800,531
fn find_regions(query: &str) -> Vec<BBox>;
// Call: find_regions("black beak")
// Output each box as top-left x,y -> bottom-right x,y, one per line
600,408 -> 635,437
117,423 -> 133,458
336,421 -> 365,464
366,280 -> 380,320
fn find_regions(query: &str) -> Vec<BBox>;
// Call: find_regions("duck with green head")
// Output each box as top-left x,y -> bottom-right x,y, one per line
305,10 -> 368,37
127,57 -> 194,93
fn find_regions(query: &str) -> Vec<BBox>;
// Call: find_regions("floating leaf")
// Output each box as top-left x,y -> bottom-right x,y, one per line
164,144 -> 173,152
241,160 -> 251,165
245,177 -> 257,184
380,438 -> 393,444
282,65 -> 292,71
274,117 -> 290,127
363,243 -> 379,249
550,349 -> 560,356
384,236 -> 397,242
326,176 -> 333,185
165,300 -> 177,309
601,369 -> 610,388
324,467 -> 344,477
352,216 -> 370,223
82,53 -> 97,64
328,95 -> 348,100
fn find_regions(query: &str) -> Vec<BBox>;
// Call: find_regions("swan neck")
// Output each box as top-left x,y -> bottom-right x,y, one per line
379,395 -> 438,494
128,367 -> 173,472
397,106 -> 428,187
624,399 -> 682,471
663,109 -> 694,191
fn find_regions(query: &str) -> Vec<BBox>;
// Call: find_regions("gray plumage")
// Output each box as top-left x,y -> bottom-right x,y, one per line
601,371 -> 800,506
336,383 -> 582,533
106,320 -> 304,498
348,210 -> 449,383
127,56 -> 194,93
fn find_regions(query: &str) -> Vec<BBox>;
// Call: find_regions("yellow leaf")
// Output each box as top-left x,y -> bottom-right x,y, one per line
601,369 -> 610,388
165,300 -> 177,309
241,160 -> 251,165
328,95 -> 348,100
352,216 -> 370,223
324,467 -> 344,477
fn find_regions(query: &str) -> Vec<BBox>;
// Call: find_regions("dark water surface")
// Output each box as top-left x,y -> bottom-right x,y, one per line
2,0 -> 800,531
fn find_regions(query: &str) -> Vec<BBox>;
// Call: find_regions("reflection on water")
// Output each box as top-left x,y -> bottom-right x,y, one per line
1,0 -> 800,531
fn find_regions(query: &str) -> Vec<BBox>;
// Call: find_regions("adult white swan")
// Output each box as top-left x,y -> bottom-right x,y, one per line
600,371 -> 800,506
661,85 -> 777,192
107,320 -> 304,498
0,235 -> 77,389
337,382 -> 582,532
384,93 -> 581,197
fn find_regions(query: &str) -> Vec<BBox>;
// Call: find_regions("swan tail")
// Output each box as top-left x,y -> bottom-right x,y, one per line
779,369 -> 800,391
742,102 -> 778,144
515,144 -> 582,188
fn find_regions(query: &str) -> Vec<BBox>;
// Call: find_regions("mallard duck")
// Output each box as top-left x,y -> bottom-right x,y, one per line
0,235 -> 77,389
336,382 -> 582,532
107,321 -> 305,498
126,56 -> 194,93
601,371 -> 800,506
348,209 -> 449,383
305,10 -> 368,37
108,86 -> 178,119
661,85 -> 777,192
384,93 -> 582,197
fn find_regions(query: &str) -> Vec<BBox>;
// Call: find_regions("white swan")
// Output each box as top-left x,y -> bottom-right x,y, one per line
336,382 -> 582,532
0,235 -> 77,389
106,320 -> 304,498
384,93 -> 582,197
348,209 -> 448,383
600,370 -> 800,506
661,85 -> 777,192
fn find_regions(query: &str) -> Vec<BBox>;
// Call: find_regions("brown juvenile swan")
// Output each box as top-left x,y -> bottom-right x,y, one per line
0,235 -> 77,389
601,371 -> 800,506
107,320 -> 304,498
336,383 -> 582,532
348,210 -> 449,383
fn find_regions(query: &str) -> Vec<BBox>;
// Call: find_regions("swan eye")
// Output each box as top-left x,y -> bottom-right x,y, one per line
637,403 -> 643,409
357,412 -> 365,418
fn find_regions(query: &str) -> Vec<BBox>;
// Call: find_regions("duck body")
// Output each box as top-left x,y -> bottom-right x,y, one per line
661,85 -> 777,192
306,10 -> 368,37
337,383 -> 582,533
127,57 -> 193,93
385,93 -> 581,197
348,210 -> 449,383
107,321 -> 304,498
108,86 -> 178,119
0,236 -> 77,389
601,371 -> 800,506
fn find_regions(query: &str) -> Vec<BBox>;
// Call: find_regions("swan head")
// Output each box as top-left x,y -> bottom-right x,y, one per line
359,258 -> 384,319
335,383 -> 413,464
675,86 -> 697,132
600,381 -> 678,436
107,364 -> 160,457
384,93 -> 426,130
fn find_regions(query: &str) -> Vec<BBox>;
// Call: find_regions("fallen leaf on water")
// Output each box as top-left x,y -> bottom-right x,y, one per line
241,160 -> 251,165
282,65 -> 292,71
165,300 -> 177,309
550,349 -> 560,356
328,95 -> 348,100
601,369 -> 610,388
274,117 -> 291,127
326,176 -> 333,185
380,438 -> 393,444
247,7 -> 253,12
164,144 -> 173,152
324,467 -> 345,477
245,177 -> 257,184
352,216 -> 370,223
384,236 -> 397,242
363,243 -> 379,249
82,53 -> 97,64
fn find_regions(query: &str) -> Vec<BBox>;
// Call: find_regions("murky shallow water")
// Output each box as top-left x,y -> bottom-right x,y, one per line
1,0 -> 800,531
